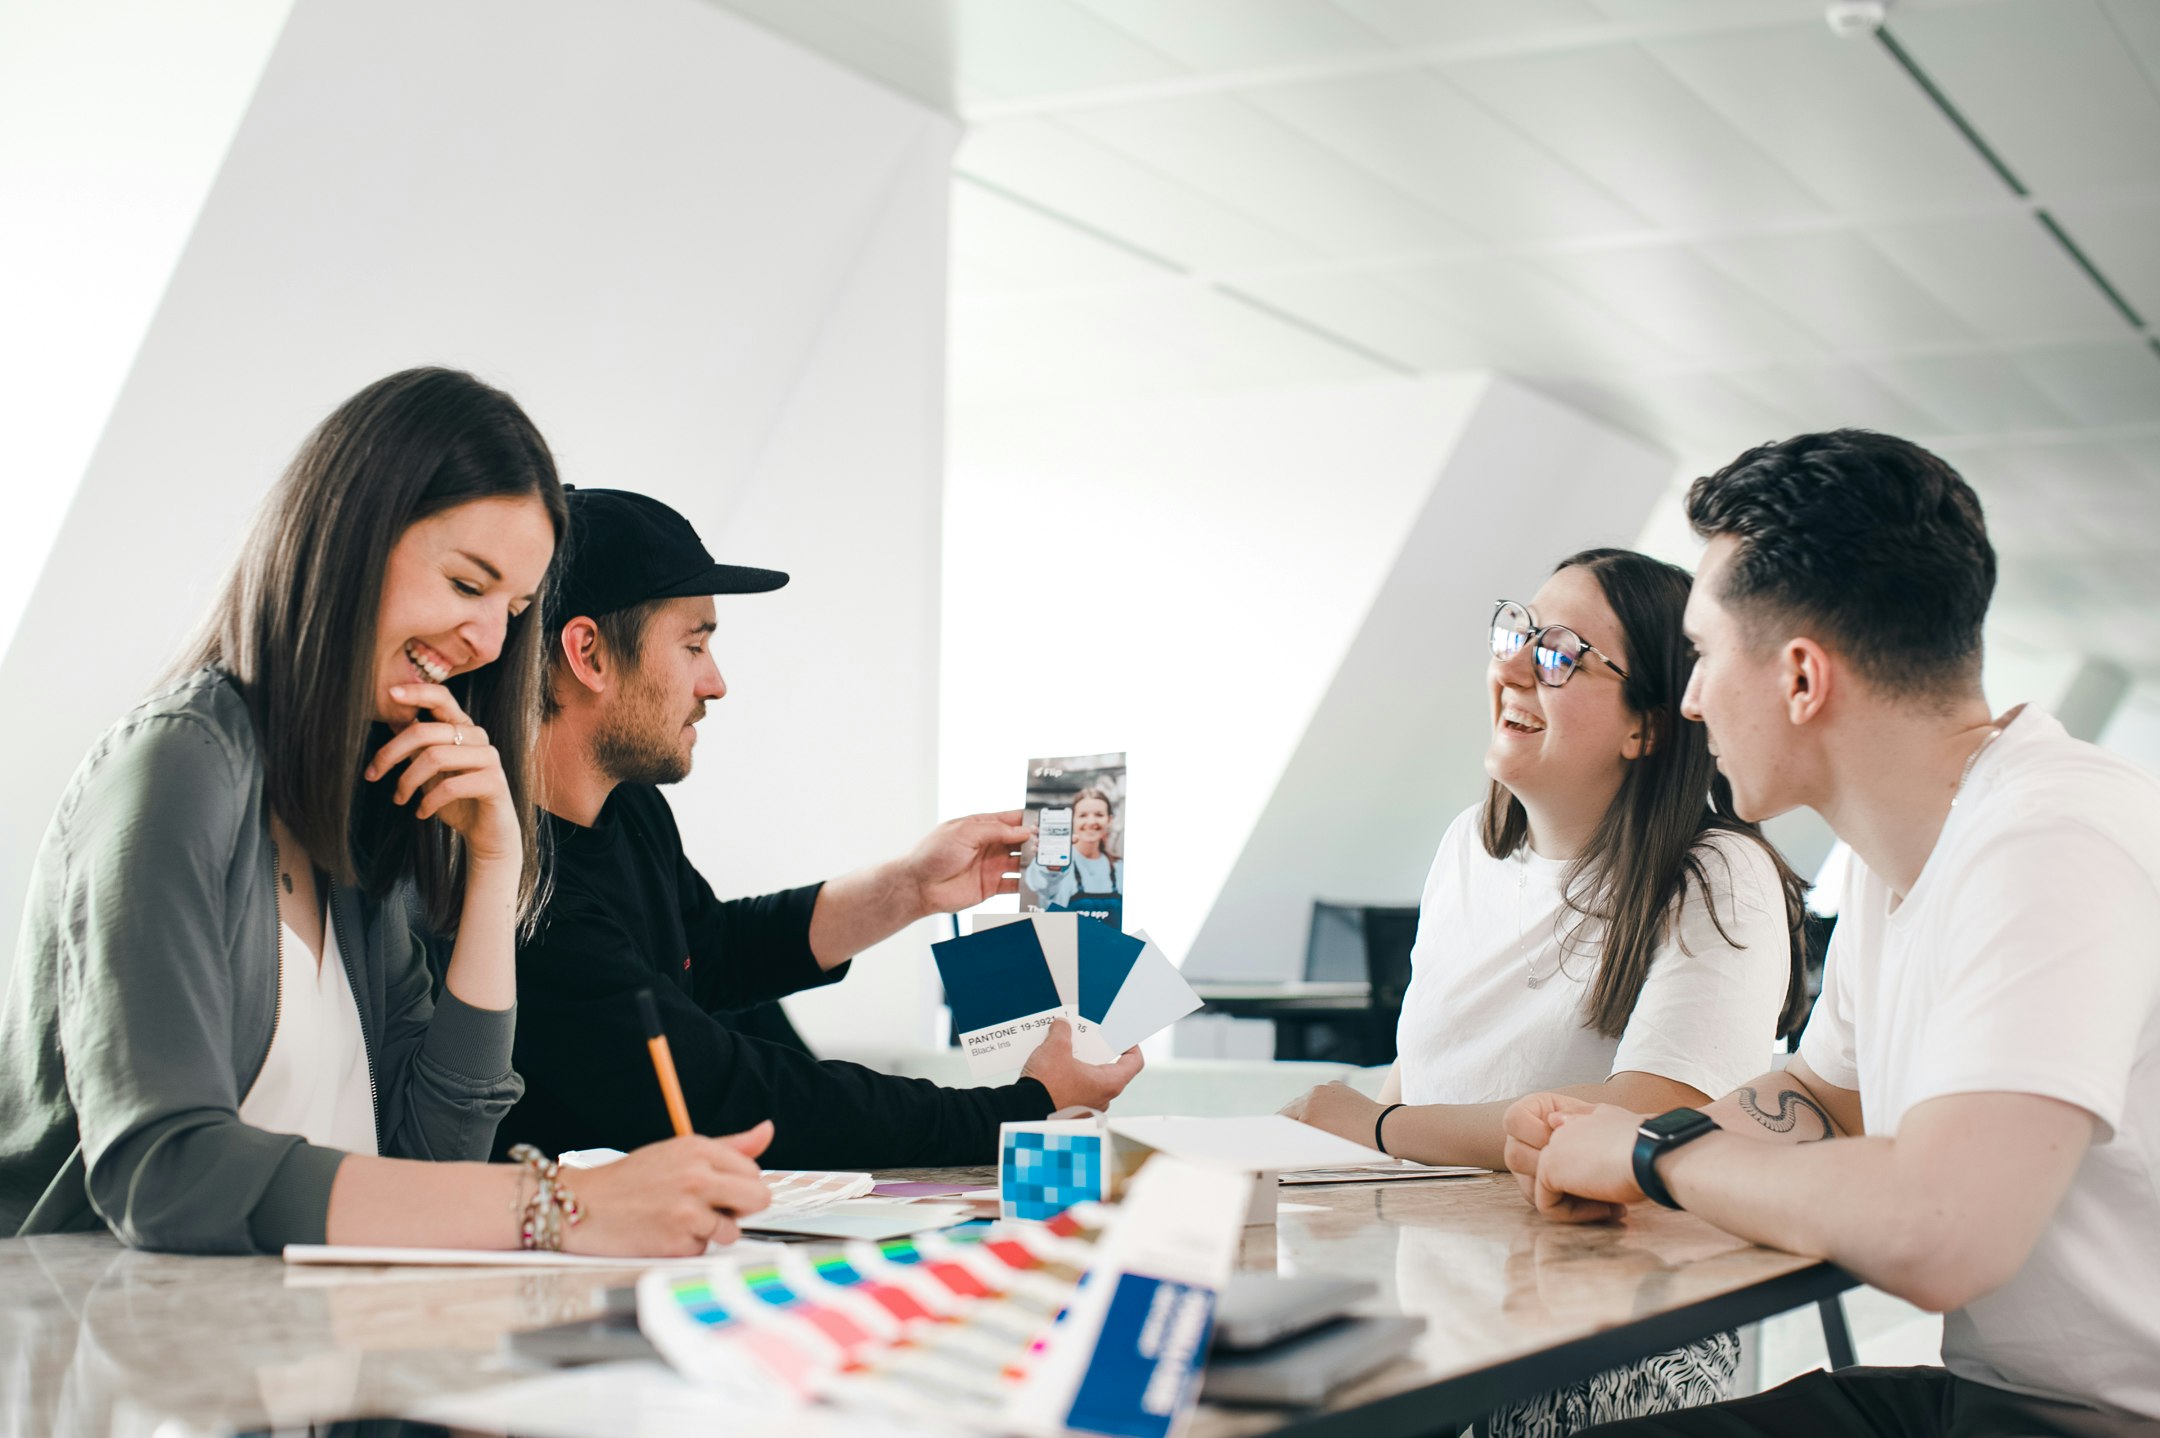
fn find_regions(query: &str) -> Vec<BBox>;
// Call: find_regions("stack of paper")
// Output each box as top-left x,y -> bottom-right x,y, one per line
759,1170 -> 875,1216
1279,1159 -> 1486,1184
931,913 -> 1202,1077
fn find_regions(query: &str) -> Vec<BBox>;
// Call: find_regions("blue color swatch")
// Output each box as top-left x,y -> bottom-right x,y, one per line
932,921 -> 1064,1035
1075,921 -> 1145,1023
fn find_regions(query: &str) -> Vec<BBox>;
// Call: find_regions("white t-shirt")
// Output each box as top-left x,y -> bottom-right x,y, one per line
238,916 -> 379,1156
1397,806 -> 1791,1106
1799,707 -> 2160,1417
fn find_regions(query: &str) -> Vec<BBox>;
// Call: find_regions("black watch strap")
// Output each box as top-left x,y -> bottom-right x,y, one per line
1632,1109 -> 1720,1210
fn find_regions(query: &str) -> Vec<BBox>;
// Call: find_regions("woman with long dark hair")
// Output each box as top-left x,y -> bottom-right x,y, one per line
0,369 -> 769,1254
1285,548 -> 1808,1427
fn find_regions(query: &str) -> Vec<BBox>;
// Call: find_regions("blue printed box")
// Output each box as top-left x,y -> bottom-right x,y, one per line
999,1120 -> 1105,1221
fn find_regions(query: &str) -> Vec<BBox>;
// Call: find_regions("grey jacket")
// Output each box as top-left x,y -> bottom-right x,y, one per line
0,667 -> 522,1253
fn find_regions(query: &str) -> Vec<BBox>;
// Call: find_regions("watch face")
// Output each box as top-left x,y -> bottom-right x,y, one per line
1640,1108 -> 1717,1141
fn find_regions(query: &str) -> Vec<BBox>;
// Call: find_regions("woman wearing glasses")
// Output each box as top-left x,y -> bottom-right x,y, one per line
1284,547 -> 1807,1429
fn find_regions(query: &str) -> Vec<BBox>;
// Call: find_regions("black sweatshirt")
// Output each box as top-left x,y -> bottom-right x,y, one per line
495,784 -> 1053,1169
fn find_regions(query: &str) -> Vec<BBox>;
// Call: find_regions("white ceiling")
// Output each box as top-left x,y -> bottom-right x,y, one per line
708,0 -> 2160,664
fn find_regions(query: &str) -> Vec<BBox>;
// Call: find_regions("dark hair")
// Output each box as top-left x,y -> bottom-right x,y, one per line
179,368 -> 567,931
1686,430 -> 1995,697
539,598 -> 668,721
1481,548 -> 1810,1039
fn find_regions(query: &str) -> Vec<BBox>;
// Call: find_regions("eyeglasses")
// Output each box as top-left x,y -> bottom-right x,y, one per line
1489,600 -> 1630,688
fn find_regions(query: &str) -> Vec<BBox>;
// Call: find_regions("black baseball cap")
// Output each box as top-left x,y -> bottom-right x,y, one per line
553,486 -> 788,624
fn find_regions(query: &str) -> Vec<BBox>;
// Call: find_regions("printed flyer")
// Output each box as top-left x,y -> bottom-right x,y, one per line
1018,752 -> 1126,931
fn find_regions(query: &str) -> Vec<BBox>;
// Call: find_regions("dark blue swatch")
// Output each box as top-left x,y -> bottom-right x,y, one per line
932,922 -> 1062,1035
1076,919 -> 1145,1023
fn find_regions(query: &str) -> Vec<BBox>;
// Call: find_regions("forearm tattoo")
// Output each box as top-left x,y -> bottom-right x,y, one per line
1737,1084 -> 1835,1141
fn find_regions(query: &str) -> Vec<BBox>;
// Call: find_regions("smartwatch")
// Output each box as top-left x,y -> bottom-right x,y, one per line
1632,1109 -> 1720,1210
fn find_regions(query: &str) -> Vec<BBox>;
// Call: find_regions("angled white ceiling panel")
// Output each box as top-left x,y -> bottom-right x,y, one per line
2102,0 -> 2160,84
693,0 -> 963,107
1892,0 -> 2160,194
2044,197 -> 2160,322
1863,211 -> 2131,342
1378,255 -> 1682,374
713,0 -> 2160,670
1642,21 -> 2008,211
949,0 -> 1187,97
1863,351 -> 2075,436
1227,270 -> 1493,371
1069,0 -> 1392,71
1242,69 -> 1653,244
1529,243 -> 1833,367
1325,0 -> 1609,48
1442,43 -> 1832,227
1582,0 -> 1829,21
1697,229 -> 1977,350
950,281 -> 1389,411
1537,370 -> 1799,454
957,118 -> 1318,269
1058,95 -> 1481,258
1726,360 -> 1954,435
948,180 -> 1164,295
2012,340 -> 2160,428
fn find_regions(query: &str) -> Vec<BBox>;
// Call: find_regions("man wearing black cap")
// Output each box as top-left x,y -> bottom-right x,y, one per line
495,488 -> 1142,1170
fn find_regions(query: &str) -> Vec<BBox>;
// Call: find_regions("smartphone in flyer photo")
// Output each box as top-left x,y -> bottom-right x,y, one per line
1038,808 -> 1073,869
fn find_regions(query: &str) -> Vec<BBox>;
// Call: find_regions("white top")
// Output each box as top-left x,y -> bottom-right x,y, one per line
1397,806 -> 1791,1106
238,915 -> 379,1156
1799,707 -> 2160,1417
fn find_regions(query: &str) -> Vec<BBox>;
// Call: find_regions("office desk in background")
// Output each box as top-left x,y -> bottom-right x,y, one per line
0,1172 -> 1853,1438
1190,980 -> 1373,1013
1191,980 -> 1380,1062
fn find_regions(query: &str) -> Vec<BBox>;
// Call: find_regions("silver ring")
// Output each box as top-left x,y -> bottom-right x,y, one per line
452,726 -> 465,747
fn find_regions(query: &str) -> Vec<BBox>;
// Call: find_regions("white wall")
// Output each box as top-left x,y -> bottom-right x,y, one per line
940,374 -> 1492,973
0,0 -> 958,1055
2100,683 -> 2160,777
0,0 -> 292,662
1186,379 -> 1674,982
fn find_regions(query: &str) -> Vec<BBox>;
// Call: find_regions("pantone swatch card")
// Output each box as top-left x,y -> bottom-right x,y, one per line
971,912 -> 1119,1062
1080,919 -> 1149,1032
1092,929 -> 1202,1057
933,921 -> 1066,1077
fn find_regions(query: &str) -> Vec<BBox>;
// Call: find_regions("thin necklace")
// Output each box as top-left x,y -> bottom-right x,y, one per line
1519,854 -> 1560,989
1951,726 -> 2003,807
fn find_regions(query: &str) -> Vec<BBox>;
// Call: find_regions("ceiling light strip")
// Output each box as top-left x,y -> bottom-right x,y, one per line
1875,24 -> 2154,349
1873,27 -> 2027,198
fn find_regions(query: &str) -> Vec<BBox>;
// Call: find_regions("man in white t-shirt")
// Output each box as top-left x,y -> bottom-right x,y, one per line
1504,429 -> 2160,1435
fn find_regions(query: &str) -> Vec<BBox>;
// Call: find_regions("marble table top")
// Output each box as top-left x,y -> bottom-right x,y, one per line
0,1167 -> 1844,1437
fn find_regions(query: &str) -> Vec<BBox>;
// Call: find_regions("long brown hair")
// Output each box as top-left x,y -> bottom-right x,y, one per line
1480,548 -> 1809,1039
1068,787 -> 1122,863
178,368 -> 567,931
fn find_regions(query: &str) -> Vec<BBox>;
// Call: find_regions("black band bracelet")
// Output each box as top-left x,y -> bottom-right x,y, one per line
1374,1103 -> 1407,1157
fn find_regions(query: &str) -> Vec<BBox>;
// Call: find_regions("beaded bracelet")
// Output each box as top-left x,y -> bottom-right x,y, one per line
508,1143 -> 584,1251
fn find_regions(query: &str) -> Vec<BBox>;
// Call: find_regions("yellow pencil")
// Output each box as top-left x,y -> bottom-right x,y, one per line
634,988 -> 693,1137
